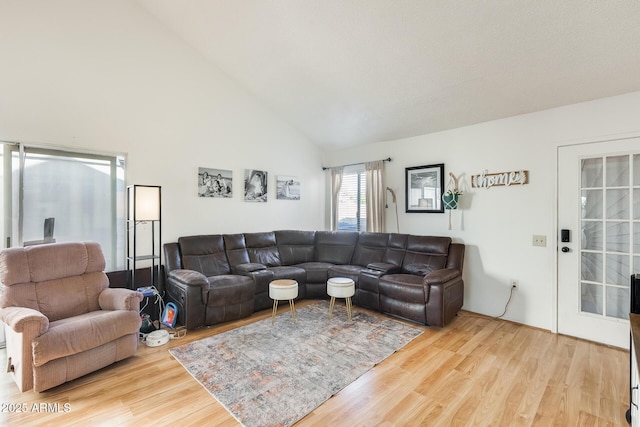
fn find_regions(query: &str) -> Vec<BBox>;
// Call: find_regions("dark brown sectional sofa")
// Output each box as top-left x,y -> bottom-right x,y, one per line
163,230 -> 465,330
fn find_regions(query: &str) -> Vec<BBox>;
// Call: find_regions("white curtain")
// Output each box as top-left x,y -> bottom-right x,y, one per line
365,160 -> 385,232
330,166 -> 343,231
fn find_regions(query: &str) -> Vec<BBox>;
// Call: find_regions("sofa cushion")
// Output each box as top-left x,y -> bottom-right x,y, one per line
205,275 -> 255,307
179,235 -> 231,276
244,232 -> 281,267
32,310 -> 141,366
328,264 -> 367,284
0,272 -> 109,322
401,236 -> 451,273
233,263 -> 267,274
275,230 -> 316,265
350,232 -> 389,267
383,233 -> 409,266
0,242 -> 109,322
379,274 -> 427,304
267,266 -> 307,286
315,231 -> 358,264
403,263 -> 433,276
295,262 -> 333,284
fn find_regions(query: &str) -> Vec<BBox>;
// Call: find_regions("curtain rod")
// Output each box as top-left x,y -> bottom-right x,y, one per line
322,157 -> 391,171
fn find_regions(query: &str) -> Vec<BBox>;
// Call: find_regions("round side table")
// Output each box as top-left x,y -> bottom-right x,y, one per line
327,277 -> 355,321
269,279 -> 298,325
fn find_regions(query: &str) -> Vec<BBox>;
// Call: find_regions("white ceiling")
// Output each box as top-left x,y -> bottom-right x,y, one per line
138,1 -> 640,150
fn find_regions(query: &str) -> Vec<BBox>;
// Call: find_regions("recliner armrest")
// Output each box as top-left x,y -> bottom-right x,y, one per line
168,269 -> 211,287
99,288 -> 143,311
423,268 -> 461,286
0,306 -> 49,336
232,263 -> 267,274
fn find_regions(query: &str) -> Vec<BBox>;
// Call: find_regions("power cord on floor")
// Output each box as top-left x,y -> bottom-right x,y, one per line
495,284 -> 515,319
139,285 -> 166,317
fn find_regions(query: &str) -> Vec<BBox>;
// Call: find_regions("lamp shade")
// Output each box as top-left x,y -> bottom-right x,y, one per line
129,185 -> 161,221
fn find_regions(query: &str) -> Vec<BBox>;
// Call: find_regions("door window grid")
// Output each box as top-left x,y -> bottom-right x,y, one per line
580,153 -> 640,319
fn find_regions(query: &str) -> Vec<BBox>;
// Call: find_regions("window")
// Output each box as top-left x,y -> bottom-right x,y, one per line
337,164 -> 367,232
1,143 -> 126,271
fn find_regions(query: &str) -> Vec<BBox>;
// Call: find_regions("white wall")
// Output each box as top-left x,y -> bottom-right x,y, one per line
323,91 -> 640,330
0,0 -> 325,244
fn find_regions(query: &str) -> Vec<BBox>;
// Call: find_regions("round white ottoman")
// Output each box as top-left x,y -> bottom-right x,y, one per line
269,279 -> 298,325
327,277 -> 356,321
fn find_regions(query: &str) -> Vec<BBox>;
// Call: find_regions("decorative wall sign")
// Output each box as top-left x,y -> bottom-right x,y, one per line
198,167 -> 232,198
472,169 -> 529,189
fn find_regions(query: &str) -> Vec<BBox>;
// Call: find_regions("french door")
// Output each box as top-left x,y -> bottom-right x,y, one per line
557,137 -> 640,349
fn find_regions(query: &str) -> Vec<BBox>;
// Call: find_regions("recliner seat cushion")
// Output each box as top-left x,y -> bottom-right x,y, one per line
32,309 -> 141,366
379,274 -> 428,304
205,275 -> 255,306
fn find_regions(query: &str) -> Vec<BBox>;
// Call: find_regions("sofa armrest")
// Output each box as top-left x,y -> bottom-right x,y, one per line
423,268 -> 464,327
167,269 -> 213,308
99,288 -> 144,311
232,263 -> 267,274
168,269 -> 210,287
366,262 -> 401,274
423,268 -> 461,286
0,306 -> 49,336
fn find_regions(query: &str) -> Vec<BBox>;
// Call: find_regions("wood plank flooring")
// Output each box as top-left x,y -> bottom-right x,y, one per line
0,301 -> 630,426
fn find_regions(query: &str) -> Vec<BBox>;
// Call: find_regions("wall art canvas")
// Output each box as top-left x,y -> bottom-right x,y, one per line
405,163 -> 444,213
244,169 -> 268,202
276,175 -> 300,200
198,167 -> 232,198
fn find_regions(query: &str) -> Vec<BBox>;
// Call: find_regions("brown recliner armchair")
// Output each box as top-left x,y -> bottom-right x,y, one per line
0,242 -> 142,392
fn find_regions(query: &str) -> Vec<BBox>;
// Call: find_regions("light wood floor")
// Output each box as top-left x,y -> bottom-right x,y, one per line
0,301 -> 630,426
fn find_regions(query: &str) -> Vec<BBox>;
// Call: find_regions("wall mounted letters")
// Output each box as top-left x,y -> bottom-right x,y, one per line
471,169 -> 529,189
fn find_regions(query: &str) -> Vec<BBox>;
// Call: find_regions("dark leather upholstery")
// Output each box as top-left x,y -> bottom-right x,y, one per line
164,231 -> 465,329
315,231 -> 358,264
378,238 -> 465,327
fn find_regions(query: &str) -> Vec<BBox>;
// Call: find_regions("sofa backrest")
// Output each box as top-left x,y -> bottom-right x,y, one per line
383,233 -> 408,266
0,242 -> 108,322
350,232 -> 389,266
244,232 -> 281,267
314,231 -> 359,264
178,235 -> 231,276
166,231 -> 462,278
275,230 -> 316,265
401,236 -> 451,276
223,234 -> 250,266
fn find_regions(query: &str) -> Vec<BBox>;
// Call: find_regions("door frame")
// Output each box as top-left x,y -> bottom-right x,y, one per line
553,131 -> 640,337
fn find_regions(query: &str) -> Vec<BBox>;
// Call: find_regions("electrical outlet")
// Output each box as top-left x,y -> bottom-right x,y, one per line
510,279 -> 518,289
532,235 -> 547,247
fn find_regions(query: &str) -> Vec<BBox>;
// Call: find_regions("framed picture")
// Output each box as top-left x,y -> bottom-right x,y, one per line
198,167 -> 232,198
405,163 -> 444,213
244,169 -> 268,202
276,175 -> 300,200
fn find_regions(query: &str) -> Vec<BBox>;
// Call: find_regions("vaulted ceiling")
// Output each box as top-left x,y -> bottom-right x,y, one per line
138,1 -> 640,150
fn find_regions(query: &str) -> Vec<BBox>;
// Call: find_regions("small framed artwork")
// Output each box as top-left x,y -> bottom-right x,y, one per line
198,167 -> 232,198
276,175 -> 300,200
244,169 -> 268,202
405,163 -> 444,213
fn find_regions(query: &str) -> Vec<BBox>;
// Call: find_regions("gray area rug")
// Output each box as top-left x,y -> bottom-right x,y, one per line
169,301 -> 423,427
